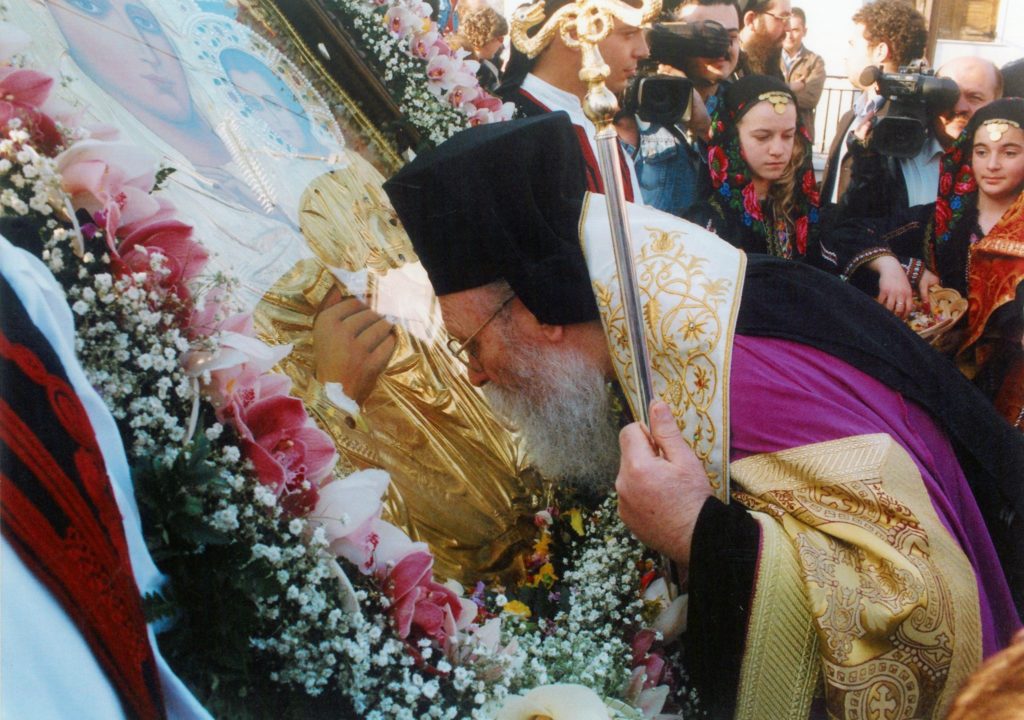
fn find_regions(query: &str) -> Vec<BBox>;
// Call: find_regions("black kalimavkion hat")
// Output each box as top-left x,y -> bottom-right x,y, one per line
383,112 -> 600,325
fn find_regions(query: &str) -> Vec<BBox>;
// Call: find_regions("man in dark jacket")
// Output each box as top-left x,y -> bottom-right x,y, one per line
819,0 -> 927,218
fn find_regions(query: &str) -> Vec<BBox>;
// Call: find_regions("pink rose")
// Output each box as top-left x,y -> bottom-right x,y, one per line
796,215 -> 809,256
939,170 -> 953,197
742,182 -> 763,221
708,146 -> 729,187
934,198 -> 952,237
383,551 -> 464,644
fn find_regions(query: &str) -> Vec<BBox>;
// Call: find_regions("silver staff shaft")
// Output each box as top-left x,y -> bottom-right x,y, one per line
510,0 -> 672,597
592,128 -> 655,427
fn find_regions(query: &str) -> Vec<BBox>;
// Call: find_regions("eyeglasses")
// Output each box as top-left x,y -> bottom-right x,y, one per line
763,11 -> 792,22
445,294 -> 514,367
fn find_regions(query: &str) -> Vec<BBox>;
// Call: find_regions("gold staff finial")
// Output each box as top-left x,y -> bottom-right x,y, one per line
512,0 -> 687,599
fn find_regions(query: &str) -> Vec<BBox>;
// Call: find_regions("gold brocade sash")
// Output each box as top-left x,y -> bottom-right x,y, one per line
578,193 -> 745,500
731,434 -> 982,720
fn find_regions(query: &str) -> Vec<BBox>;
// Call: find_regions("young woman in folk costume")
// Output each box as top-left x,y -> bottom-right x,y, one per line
956,99 -> 1024,431
824,98 -> 1024,431
685,74 -> 822,261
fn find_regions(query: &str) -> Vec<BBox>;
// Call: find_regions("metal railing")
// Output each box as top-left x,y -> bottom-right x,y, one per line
812,76 -> 859,156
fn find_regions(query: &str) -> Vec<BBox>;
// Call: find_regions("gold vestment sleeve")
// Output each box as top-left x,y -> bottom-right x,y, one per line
731,434 -> 982,719
735,512 -> 819,720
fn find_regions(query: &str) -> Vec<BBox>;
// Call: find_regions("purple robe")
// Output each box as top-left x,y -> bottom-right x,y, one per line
729,334 -> 1021,655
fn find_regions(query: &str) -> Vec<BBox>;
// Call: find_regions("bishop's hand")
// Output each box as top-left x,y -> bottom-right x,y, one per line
616,400 -> 713,569
313,287 -> 397,406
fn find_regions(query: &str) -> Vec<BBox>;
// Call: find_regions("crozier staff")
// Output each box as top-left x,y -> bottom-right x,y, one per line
383,112 -> 1023,719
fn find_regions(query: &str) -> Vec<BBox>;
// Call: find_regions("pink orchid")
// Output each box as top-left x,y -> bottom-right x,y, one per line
116,217 -> 207,299
0,67 -> 63,153
430,36 -> 453,58
57,139 -> 160,238
325,511 -> 430,576
187,311 -> 293,409
382,550 -> 464,644
384,5 -> 421,38
365,519 -> 429,572
229,384 -> 337,516
409,29 -> 440,59
310,469 -> 392,570
217,369 -> 291,434
447,84 -> 480,109
426,53 -> 478,94
0,67 -> 53,108
470,93 -> 503,113
463,95 -> 514,125
467,107 -> 496,127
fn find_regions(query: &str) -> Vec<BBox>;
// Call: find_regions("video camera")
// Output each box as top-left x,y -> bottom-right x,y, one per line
623,74 -> 695,126
860,63 -> 960,158
647,20 -> 732,71
620,20 -> 727,127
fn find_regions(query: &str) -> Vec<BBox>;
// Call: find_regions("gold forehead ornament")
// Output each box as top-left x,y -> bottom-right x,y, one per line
758,91 -> 792,115
982,119 -> 1021,142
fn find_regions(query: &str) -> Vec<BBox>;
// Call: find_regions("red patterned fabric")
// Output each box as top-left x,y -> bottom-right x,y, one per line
959,193 -> 1024,429
0,281 -> 166,720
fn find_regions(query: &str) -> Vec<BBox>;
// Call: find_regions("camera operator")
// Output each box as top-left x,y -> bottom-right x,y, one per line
935,56 -> 1002,146
617,0 -> 739,217
820,0 -> 932,219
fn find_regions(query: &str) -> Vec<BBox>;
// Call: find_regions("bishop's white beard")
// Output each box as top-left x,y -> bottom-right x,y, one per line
481,339 -> 621,490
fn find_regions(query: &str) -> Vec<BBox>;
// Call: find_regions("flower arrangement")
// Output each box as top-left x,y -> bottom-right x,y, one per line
1,20 -> 696,720
327,0 -> 514,147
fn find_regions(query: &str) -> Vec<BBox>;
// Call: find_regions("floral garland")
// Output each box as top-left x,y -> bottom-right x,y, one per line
327,0 -> 513,147
706,105 -> 820,259
0,24 -> 693,720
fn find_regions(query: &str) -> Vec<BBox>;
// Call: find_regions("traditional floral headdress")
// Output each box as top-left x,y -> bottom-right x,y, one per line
706,75 -> 820,259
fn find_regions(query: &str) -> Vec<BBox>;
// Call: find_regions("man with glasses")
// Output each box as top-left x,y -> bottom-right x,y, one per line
384,112 -> 1023,719
734,0 -> 790,80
